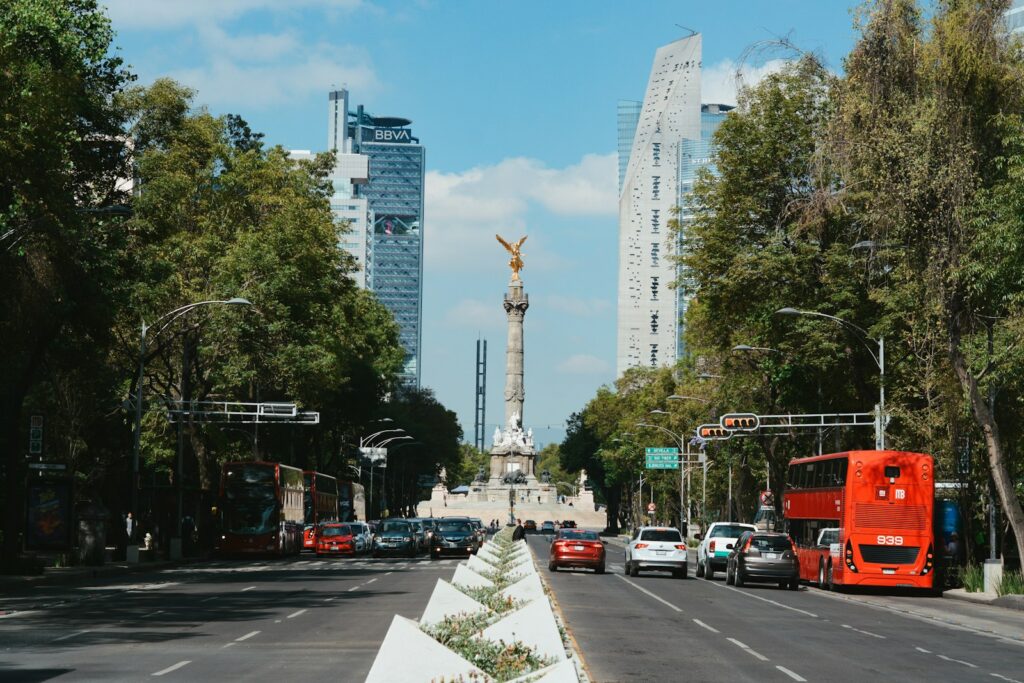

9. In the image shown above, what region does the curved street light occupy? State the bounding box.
[775,307,886,448]
[668,395,709,403]
[131,297,252,520]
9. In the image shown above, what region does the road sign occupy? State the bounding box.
[647,502,656,513]
[760,490,774,507]
[721,413,760,432]
[645,447,679,455]
[645,453,680,469]
[28,463,67,471]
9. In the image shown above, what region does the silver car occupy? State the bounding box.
[624,526,688,578]
[350,522,373,554]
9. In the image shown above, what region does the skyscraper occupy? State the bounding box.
[1008,0,1024,32]
[327,89,425,388]
[616,34,702,376]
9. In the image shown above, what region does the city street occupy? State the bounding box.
[526,535,1024,683]
[0,555,459,682]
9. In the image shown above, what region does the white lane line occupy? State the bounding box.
[692,618,719,633]
[241,586,256,592]
[53,629,91,642]
[200,596,218,603]
[235,630,260,642]
[992,674,1024,683]
[614,574,682,613]
[287,609,307,619]
[937,654,977,668]
[727,637,769,662]
[366,578,377,584]
[841,623,885,639]
[152,661,191,677]
[916,646,932,654]
[708,581,817,618]
[324,597,335,602]
[220,642,236,649]
[384,571,393,576]
[776,665,807,682]
[142,610,164,618]
[348,586,358,592]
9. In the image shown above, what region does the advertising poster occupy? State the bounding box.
[25,480,72,551]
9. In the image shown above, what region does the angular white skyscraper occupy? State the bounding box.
[617,34,702,375]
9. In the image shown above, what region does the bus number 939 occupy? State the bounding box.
[877,535,904,545]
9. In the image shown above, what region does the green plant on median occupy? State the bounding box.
[961,564,985,593]
[997,570,1024,597]
[425,615,553,682]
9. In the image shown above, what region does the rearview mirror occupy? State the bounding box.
[726,543,734,550]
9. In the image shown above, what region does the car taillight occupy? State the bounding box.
[674,544,687,550]
[845,539,858,572]
[742,537,752,552]
[635,543,649,549]
[709,540,716,552]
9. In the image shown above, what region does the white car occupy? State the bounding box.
[624,526,688,578]
[696,522,756,579]
[350,522,373,554]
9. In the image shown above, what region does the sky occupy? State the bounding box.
[102,0,863,450]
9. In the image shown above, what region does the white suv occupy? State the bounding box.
[624,526,688,578]
[696,522,756,579]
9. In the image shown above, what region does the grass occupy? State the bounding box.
[961,563,985,593]
[997,570,1024,597]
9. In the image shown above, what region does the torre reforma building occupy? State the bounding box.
[328,89,425,387]
[616,34,702,375]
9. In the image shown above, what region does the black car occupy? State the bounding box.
[430,519,479,558]
[726,531,799,590]
[373,519,417,557]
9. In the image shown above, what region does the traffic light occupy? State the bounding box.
[721,413,760,432]
[696,424,731,440]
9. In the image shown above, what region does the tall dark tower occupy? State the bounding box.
[474,338,487,451]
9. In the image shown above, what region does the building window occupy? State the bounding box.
[650,276,659,301]
[650,311,659,334]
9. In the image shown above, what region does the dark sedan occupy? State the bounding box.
[430,519,479,558]
[726,531,799,590]
[373,519,418,557]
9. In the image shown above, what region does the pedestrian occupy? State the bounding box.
[946,532,960,561]
[125,512,136,545]
[512,518,526,541]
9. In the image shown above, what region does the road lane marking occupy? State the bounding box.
[241,586,256,592]
[235,631,260,642]
[692,619,719,633]
[708,581,817,618]
[614,574,682,612]
[220,642,235,649]
[142,610,164,618]
[915,646,932,654]
[324,597,334,602]
[727,637,768,661]
[53,629,91,642]
[385,571,393,576]
[152,661,191,676]
[842,624,885,639]
[287,609,307,619]
[776,665,807,681]
[366,578,377,584]
[938,654,977,668]
[200,596,218,603]
[348,586,358,592]
[992,674,1024,683]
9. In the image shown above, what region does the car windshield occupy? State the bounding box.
[437,521,472,533]
[559,530,599,541]
[710,525,752,539]
[321,525,351,537]
[640,529,682,542]
[750,535,793,552]
[380,521,410,533]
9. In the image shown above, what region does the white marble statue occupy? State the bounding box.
[492,426,502,446]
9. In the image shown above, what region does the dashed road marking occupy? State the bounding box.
[992,673,1024,683]
[384,571,393,576]
[776,665,807,681]
[53,629,91,642]
[916,646,932,654]
[241,586,256,592]
[152,660,191,677]
[235,630,260,642]
[692,618,719,633]
[366,578,377,584]
[727,637,768,661]
[842,624,885,639]
[348,586,358,592]
[142,610,163,618]
[708,581,818,618]
[937,654,977,668]
[200,596,218,603]
[220,642,235,649]
[287,609,307,619]
[614,574,682,613]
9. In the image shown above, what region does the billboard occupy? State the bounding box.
[25,480,72,551]
[364,127,413,144]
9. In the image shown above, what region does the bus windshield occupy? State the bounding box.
[223,465,277,534]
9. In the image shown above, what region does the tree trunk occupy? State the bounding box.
[950,343,1024,565]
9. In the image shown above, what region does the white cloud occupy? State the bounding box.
[102,0,364,30]
[424,153,616,271]
[701,58,790,107]
[546,295,611,318]
[557,354,611,375]
[444,299,500,328]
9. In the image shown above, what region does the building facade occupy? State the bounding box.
[327,89,425,388]
[1008,0,1024,32]
[616,34,702,376]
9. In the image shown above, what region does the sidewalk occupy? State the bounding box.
[944,587,1024,612]
[0,555,205,592]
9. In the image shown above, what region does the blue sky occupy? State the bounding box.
[103,0,862,449]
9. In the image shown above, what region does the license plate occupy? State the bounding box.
[654,550,667,555]
[574,545,585,551]
[766,553,777,559]
[331,545,338,549]
[883,568,896,575]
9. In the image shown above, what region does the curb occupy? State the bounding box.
[530,540,594,683]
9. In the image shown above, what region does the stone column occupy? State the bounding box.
[503,281,529,426]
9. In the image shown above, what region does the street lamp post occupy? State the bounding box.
[775,307,886,449]
[359,427,411,519]
[636,421,693,534]
[131,297,251,542]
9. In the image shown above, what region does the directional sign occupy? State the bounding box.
[721,413,760,432]
[645,447,679,455]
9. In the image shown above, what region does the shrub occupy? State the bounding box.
[997,570,1024,597]
[961,564,984,593]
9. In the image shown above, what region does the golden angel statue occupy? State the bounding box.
[496,234,527,281]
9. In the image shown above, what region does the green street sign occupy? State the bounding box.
[645,447,679,455]
[645,461,679,470]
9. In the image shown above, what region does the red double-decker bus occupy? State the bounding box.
[783,450,938,592]
[215,461,304,556]
[303,471,339,550]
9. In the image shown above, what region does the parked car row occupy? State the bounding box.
[304,516,489,559]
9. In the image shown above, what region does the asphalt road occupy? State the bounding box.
[527,534,1024,683]
[0,553,460,682]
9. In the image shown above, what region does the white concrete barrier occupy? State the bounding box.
[366,615,484,682]
[420,578,489,627]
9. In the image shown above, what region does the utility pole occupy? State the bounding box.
[474,338,487,451]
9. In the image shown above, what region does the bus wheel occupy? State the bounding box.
[818,562,829,590]
[827,562,836,591]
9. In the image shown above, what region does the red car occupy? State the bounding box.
[549,529,606,573]
[316,523,357,556]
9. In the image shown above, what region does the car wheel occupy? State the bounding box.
[682,563,688,579]
[704,559,714,580]
[789,579,800,591]
[778,581,788,589]
[725,564,734,585]
[629,561,639,577]
[734,566,745,587]
[549,562,558,572]
[595,563,606,575]
[696,558,705,577]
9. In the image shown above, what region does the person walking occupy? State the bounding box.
[512,518,526,541]
[125,512,136,545]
